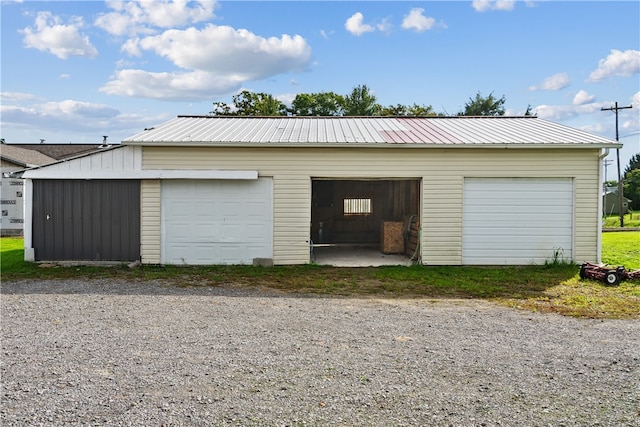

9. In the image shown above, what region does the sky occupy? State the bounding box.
[1,0,639,174]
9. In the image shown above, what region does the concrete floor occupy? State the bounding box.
[312,245,414,267]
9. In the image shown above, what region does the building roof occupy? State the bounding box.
[9,143,105,160]
[124,116,621,148]
[1,143,57,167]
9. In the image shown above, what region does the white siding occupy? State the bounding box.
[141,180,161,264]
[22,146,142,178]
[141,146,601,265]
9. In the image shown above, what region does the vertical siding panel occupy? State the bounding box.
[141,179,161,263]
[272,175,311,264]
[422,177,463,265]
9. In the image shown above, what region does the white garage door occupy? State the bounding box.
[463,178,573,265]
[162,179,273,265]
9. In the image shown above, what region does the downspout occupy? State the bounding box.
[596,148,610,263]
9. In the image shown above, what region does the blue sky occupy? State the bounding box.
[1,0,639,172]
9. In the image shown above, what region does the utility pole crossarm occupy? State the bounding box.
[601,101,633,227]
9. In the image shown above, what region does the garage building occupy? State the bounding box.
[21,116,621,265]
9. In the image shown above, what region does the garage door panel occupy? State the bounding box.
[162,179,272,265]
[463,178,573,265]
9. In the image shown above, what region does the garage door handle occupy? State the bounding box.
[46,214,50,220]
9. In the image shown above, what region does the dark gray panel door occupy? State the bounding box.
[32,180,140,261]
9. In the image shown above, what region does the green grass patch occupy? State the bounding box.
[602,213,640,228]
[602,231,640,269]
[2,235,639,319]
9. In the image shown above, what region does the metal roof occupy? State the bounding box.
[123,116,621,148]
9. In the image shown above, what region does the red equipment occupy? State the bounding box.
[579,262,640,286]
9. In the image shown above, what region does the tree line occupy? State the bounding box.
[210,84,518,117]
[609,154,640,211]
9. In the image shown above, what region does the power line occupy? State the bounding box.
[601,102,633,227]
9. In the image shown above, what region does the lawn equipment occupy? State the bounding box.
[579,262,640,286]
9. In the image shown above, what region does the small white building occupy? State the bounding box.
[1,144,55,236]
[20,116,621,265]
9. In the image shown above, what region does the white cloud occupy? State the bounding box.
[1,100,118,131]
[138,25,310,75]
[0,98,166,142]
[104,22,311,101]
[21,11,98,59]
[39,100,120,119]
[533,101,607,121]
[573,89,595,105]
[376,18,392,34]
[95,0,217,36]
[529,73,570,91]
[533,104,578,121]
[345,12,375,36]
[121,37,142,56]
[59,74,71,79]
[587,49,640,82]
[1,91,37,102]
[401,8,445,32]
[99,69,244,101]
[472,0,516,12]
[632,91,640,108]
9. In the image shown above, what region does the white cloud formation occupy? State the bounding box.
[573,89,595,105]
[533,101,607,122]
[472,0,516,12]
[529,73,570,91]
[401,8,445,32]
[345,12,375,36]
[0,98,167,141]
[95,0,217,36]
[632,91,640,108]
[1,91,37,102]
[103,24,312,101]
[21,11,98,59]
[39,100,120,119]
[1,100,119,131]
[100,69,244,101]
[587,49,640,82]
[139,25,309,74]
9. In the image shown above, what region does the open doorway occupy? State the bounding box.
[311,179,421,266]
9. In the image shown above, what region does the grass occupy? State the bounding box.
[2,234,639,319]
[602,212,640,228]
[602,231,640,268]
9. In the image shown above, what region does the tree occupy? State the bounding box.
[623,153,640,177]
[458,91,506,116]
[524,105,534,116]
[210,101,234,116]
[343,84,380,116]
[210,90,287,116]
[290,92,345,116]
[379,103,438,117]
[623,154,640,211]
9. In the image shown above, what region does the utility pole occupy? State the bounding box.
[601,102,632,227]
[603,159,612,183]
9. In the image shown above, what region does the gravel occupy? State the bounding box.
[1,278,638,426]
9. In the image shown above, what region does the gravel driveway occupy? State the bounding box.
[1,279,638,426]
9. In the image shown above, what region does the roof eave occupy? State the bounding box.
[122,141,623,149]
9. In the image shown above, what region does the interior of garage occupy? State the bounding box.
[311,179,421,266]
